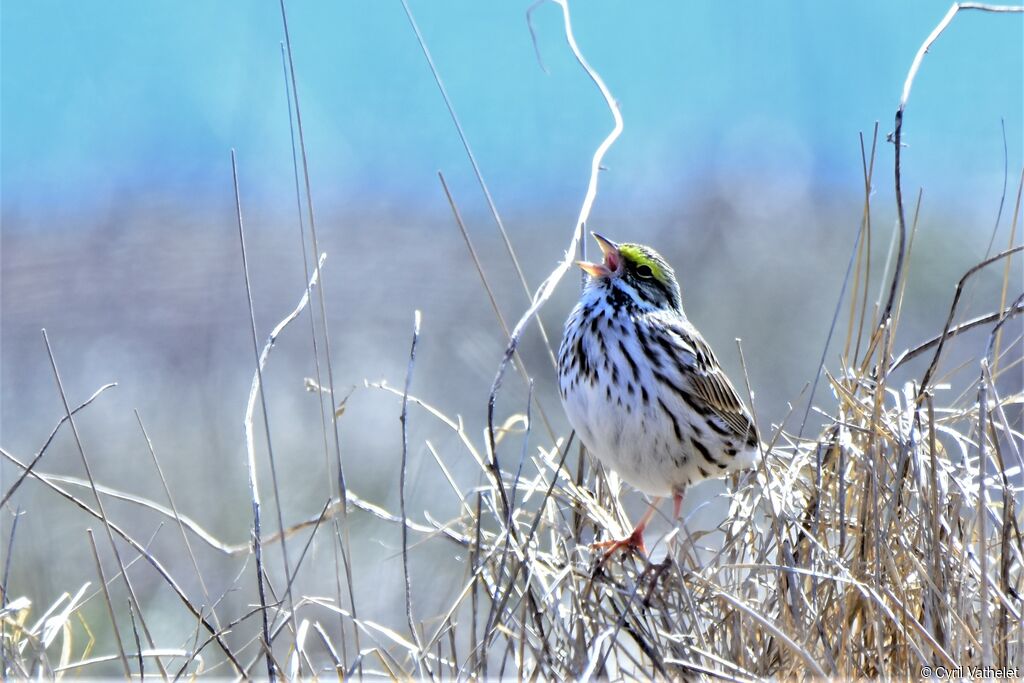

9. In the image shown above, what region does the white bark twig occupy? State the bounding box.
[487,0,623,518]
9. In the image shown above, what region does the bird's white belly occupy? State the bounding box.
[563,385,672,496]
[563,373,720,496]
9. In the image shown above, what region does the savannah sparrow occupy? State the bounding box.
[558,233,760,556]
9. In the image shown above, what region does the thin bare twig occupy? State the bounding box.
[882,1,1024,326]
[231,149,278,682]
[437,171,558,442]
[277,1,361,660]
[797,215,867,441]
[0,382,116,510]
[134,410,220,631]
[918,246,1024,393]
[400,0,560,374]
[398,310,428,676]
[264,499,334,645]
[85,529,132,679]
[992,167,1024,374]
[126,599,144,679]
[889,303,1024,372]
[976,359,993,666]
[0,505,20,675]
[41,331,168,679]
[277,39,348,653]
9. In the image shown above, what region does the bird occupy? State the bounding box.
[557,232,760,557]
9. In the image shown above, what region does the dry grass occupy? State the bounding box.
[2,1,1023,680]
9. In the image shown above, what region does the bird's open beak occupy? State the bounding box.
[576,232,621,278]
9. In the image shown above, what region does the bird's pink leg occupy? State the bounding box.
[672,490,685,521]
[667,489,689,555]
[592,497,661,559]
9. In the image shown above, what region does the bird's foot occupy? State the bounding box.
[590,525,647,562]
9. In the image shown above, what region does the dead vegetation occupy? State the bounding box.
[2,1,1023,679]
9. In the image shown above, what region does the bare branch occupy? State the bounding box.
[881,1,1024,326]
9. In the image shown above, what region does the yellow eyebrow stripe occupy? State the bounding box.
[617,244,665,281]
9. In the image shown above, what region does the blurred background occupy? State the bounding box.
[2,1,1022,674]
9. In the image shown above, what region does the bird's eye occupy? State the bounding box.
[636,264,654,279]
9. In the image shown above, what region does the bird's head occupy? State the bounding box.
[576,233,682,311]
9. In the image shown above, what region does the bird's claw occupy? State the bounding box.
[590,526,648,562]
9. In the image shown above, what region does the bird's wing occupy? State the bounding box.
[663,318,758,444]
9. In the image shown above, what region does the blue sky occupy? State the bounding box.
[2,1,1022,220]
